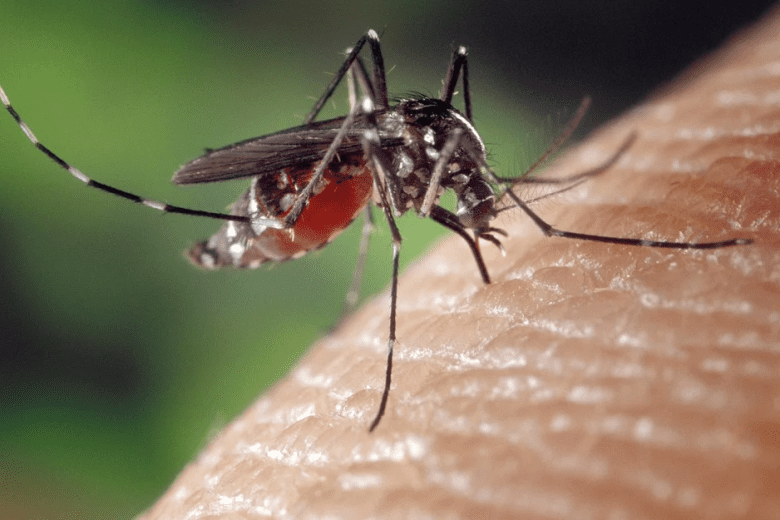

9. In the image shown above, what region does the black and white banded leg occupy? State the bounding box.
[0,86,249,225]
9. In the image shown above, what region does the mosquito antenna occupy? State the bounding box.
[493,96,592,183]
[516,132,637,186]
[495,177,591,215]
[495,132,637,213]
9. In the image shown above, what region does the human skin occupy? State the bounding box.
[140,8,780,520]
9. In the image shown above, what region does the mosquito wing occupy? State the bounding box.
[172,115,402,185]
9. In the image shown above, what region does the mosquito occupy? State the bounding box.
[0,30,752,432]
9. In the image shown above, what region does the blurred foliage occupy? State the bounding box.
[0,0,773,517]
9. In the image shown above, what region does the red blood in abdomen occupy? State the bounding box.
[255,166,373,261]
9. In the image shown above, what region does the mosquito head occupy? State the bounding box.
[455,174,497,232]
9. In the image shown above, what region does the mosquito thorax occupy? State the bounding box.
[383,97,497,231]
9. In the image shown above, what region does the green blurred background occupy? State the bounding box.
[0,1,773,517]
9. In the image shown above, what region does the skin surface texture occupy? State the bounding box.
[140,8,780,520]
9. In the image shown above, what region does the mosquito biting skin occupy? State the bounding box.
[0,30,753,432]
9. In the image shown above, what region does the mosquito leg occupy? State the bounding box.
[305,29,388,125]
[0,85,248,223]
[461,52,472,122]
[286,31,388,229]
[439,46,472,121]
[327,55,379,324]
[492,132,637,212]
[365,33,389,110]
[510,132,637,186]
[347,61,359,111]
[349,55,375,104]
[429,206,492,284]
[282,102,361,228]
[359,98,404,432]
[419,127,464,217]
[484,166,753,249]
[365,146,402,433]
[368,235,399,433]
[304,35,369,124]
[346,55,373,111]
[339,206,375,321]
